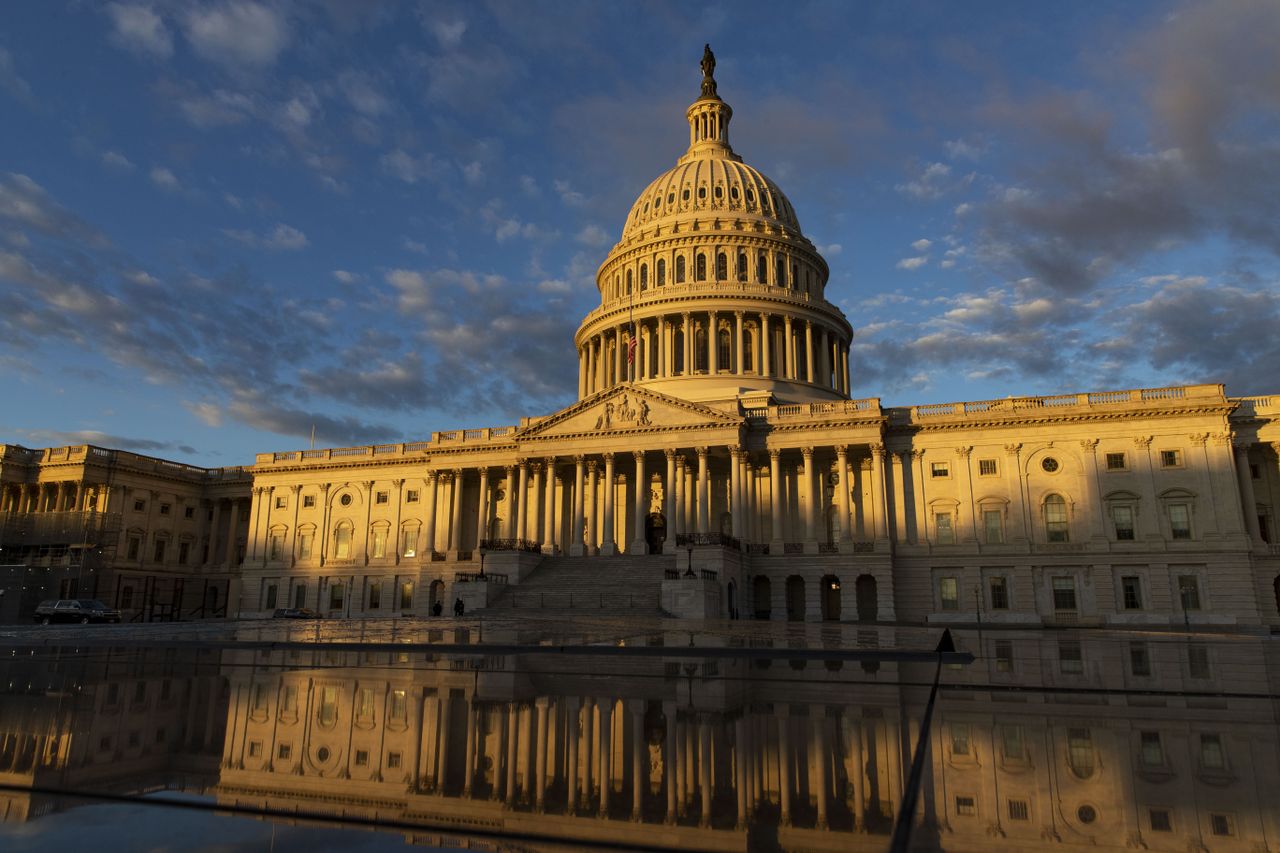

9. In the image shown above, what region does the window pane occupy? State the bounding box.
[1045,495,1068,542]
[936,513,954,544]
[1113,505,1135,540]
[1129,641,1150,676]
[989,577,1009,610]
[1178,575,1201,610]
[1169,504,1191,539]
[939,577,958,610]
[1121,576,1142,609]
[1052,577,1077,610]
[1002,725,1024,759]
[1140,731,1163,766]
[984,510,1003,544]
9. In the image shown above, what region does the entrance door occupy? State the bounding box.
[821,575,841,621]
[786,575,805,621]
[645,513,666,554]
[855,574,878,622]
[752,576,772,620]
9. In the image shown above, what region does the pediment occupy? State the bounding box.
[517,386,742,440]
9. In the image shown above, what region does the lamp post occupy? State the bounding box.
[684,544,695,578]
[478,547,486,581]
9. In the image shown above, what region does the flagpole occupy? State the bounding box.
[628,278,635,383]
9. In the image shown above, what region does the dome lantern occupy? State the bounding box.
[681,45,739,165]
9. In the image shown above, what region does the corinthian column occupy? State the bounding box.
[696,447,710,535]
[837,446,853,544]
[601,454,616,555]
[664,450,677,552]
[802,447,818,550]
[476,467,490,547]
[769,450,783,548]
[586,460,599,554]
[571,456,586,556]
[729,446,743,539]
[423,472,438,556]
[543,458,557,554]
[631,451,647,554]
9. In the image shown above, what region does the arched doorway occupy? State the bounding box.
[786,575,806,621]
[753,575,772,620]
[855,574,878,622]
[645,512,666,554]
[429,579,445,612]
[727,580,737,619]
[821,575,841,621]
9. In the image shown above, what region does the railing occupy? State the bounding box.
[454,572,508,584]
[675,532,741,549]
[889,384,1219,424]
[783,542,804,554]
[699,568,718,581]
[746,543,771,555]
[818,542,839,554]
[852,541,875,553]
[508,591,642,609]
[429,551,445,562]
[479,538,543,553]
[664,568,680,580]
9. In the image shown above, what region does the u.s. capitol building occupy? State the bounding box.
[2,52,1279,629]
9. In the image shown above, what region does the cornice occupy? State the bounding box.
[884,403,1237,436]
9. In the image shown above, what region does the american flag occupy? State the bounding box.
[627,334,637,364]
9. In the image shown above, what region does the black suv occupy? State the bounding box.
[33,599,122,625]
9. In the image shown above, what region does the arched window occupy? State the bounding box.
[776,256,787,287]
[716,252,727,280]
[656,258,666,286]
[676,255,686,283]
[673,329,685,374]
[625,269,632,294]
[1067,728,1095,779]
[792,263,799,290]
[614,274,620,299]
[694,327,708,372]
[1045,494,1068,542]
[737,251,747,282]
[743,329,755,372]
[695,253,707,281]
[717,327,731,371]
[758,252,768,284]
[639,263,648,290]
[334,522,353,560]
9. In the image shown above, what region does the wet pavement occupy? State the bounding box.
[0,617,1276,851]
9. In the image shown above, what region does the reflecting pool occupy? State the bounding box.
[0,618,1276,851]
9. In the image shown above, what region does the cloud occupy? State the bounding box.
[16,428,192,454]
[575,224,609,247]
[0,48,34,104]
[332,269,360,284]
[101,150,135,171]
[0,173,107,246]
[381,148,442,184]
[183,1,290,69]
[818,243,842,257]
[896,161,972,199]
[911,238,932,252]
[553,179,587,207]
[944,138,985,161]
[176,88,254,127]
[896,256,928,271]
[225,389,400,445]
[224,223,308,250]
[431,19,467,49]
[149,165,180,191]
[519,175,539,197]
[338,70,390,117]
[462,160,484,185]
[106,3,174,59]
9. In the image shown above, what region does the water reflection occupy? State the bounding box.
[1,625,1277,851]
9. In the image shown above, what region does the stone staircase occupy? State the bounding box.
[485,553,676,615]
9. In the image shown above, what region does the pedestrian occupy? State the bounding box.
[454,597,464,617]
[432,600,443,617]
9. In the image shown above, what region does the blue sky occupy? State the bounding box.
[1,0,1278,465]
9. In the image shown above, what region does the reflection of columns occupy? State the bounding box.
[436,692,452,793]
[778,712,792,825]
[696,447,710,535]
[730,446,743,539]
[698,717,712,828]
[543,458,557,554]
[664,450,677,551]
[534,699,549,811]
[631,452,647,554]
[850,716,866,831]
[571,456,586,555]
[837,446,853,542]
[813,709,829,829]
[476,467,490,547]
[1236,444,1263,542]
[463,699,477,796]
[664,702,678,824]
[769,450,783,546]
[586,461,599,555]
[631,704,644,820]
[566,698,581,814]
[734,716,748,829]
[683,719,695,815]
[598,699,613,817]
[582,698,596,807]
[601,454,616,555]
[802,447,818,545]
[515,462,528,542]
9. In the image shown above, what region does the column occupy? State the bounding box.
[769,450,783,547]
[582,699,596,808]
[708,310,718,373]
[841,346,850,394]
[578,348,586,397]
[955,447,976,542]
[813,710,829,829]
[758,313,773,378]
[734,311,744,375]
[614,327,624,387]
[778,712,792,825]
[586,460,599,555]
[463,700,477,795]
[664,451,677,551]
[1081,439,1109,540]
[534,699,549,811]
[566,698,580,815]
[698,716,712,827]
[730,447,743,539]
[682,312,692,376]
[911,451,929,545]
[817,327,828,387]
[476,467,490,547]
[631,704,645,820]
[503,465,517,538]
[870,446,889,541]
[734,716,748,829]
[889,451,908,543]
[657,316,667,378]
[571,456,587,556]
[436,692,452,792]
[448,470,464,555]
[674,456,686,538]
[631,451,647,554]
[685,461,696,534]
[1004,443,1028,542]
[802,447,818,547]
[783,316,794,378]
[602,454,616,555]
[850,717,866,831]
[598,699,613,817]
[837,446,853,543]
[746,462,758,543]
[804,321,815,383]
[696,448,710,535]
[528,463,542,544]
[1236,444,1263,542]
[1133,437,1161,540]
[224,498,240,568]
[543,458,557,554]
[515,463,529,542]
[664,702,678,823]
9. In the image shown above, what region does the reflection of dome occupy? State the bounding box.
[574,48,853,405]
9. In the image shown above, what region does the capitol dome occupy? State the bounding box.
[574,46,853,406]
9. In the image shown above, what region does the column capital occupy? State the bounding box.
[1003,442,1022,456]
[1212,432,1232,446]
[544,456,556,465]
[633,450,645,462]
[587,459,599,472]
[801,446,814,459]
[320,482,332,494]
[602,451,614,462]
[1133,435,1153,448]
[868,443,885,460]
[451,468,463,476]
[573,454,586,463]
[392,479,404,488]
[696,446,709,458]
[530,462,543,473]
[834,445,848,457]
[1188,433,1209,447]
[954,445,972,458]
[909,449,925,460]
[729,445,742,459]
[1079,438,1099,451]
[733,309,744,319]
[664,448,677,460]
[505,463,516,473]
[769,448,781,460]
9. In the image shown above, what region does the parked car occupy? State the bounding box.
[33,599,122,625]
[272,608,321,619]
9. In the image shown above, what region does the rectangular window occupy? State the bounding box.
[329,583,344,610]
[983,509,1003,544]
[282,685,297,712]
[178,541,190,565]
[371,529,387,559]
[357,688,375,720]
[303,494,315,508]
[264,584,278,609]
[184,506,195,519]
[318,686,338,726]
[354,749,369,766]
[998,726,1025,762]
[159,503,171,516]
[1200,733,1225,769]
[248,741,261,758]
[268,534,283,561]
[402,530,417,558]
[1129,641,1151,677]
[127,536,140,560]
[389,689,407,722]
[1052,577,1077,611]
[955,796,976,816]
[294,585,306,608]
[1149,809,1172,832]
[368,582,382,609]
[153,539,166,562]
[1140,731,1164,766]
[1106,452,1127,470]
[1045,498,1069,542]
[951,724,970,756]
[1169,504,1191,539]
[978,458,997,476]
[935,512,955,544]
[1007,799,1030,821]
[375,490,389,505]
[931,462,950,478]
[387,751,402,769]
[278,744,292,761]
[989,576,1009,610]
[1178,575,1202,610]
[1160,449,1182,467]
[399,581,413,610]
[133,498,146,512]
[994,639,1014,672]
[275,496,287,509]
[1058,639,1083,674]
[1113,505,1135,540]
[298,533,313,560]
[406,489,419,503]
[335,527,352,559]
[939,576,959,610]
[1210,814,1234,837]
[1121,575,1143,609]
[1188,644,1210,679]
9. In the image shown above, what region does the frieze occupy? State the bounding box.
[594,394,653,430]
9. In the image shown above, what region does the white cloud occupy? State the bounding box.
[225,222,308,250]
[896,256,928,271]
[385,269,430,313]
[403,238,427,254]
[101,150,135,170]
[106,3,173,59]
[431,19,467,49]
[0,48,34,103]
[338,71,390,117]
[944,138,984,161]
[149,165,180,191]
[184,400,223,427]
[954,202,973,216]
[575,224,609,247]
[896,162,973,200]
[553,179,586,207]
[178,89,253,127]
[332,269,360,284]
[911,238,932,252]
[462,160,484,185]
[183,1,289,69]
[939,259,956,269]
[519,175,539,197]
[381,149,441,184]
[818,243,843,256]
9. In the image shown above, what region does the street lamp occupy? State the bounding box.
[684,544,695,578]
[478,547,486,581]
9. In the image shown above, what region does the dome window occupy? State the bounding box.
[682,189,690,202]
[698,186,707,200]
[643,202,649,213]
[746,189,755,204]
[675,255,686,283]
[776,256,787,287]
[639,263,648,290]
[695,253,707,282]
[668,193,675,205]
[714,185,723,199]
[737,251,747,282]
[757,252,768,284]
[626,269,633,295]
[716,252,727,280]
[657,258,666,286]
[730,186,739,200]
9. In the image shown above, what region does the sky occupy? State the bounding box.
[1,0,1279,467]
